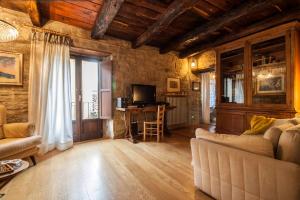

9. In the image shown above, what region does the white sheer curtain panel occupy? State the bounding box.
[235,73,244,103]
[29,31,73,154]
[201,72,210,124]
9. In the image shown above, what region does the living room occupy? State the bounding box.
[0,0,299,200]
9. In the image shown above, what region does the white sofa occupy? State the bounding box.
[191,118,300,200]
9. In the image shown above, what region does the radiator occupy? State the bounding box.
[166,96,188,128]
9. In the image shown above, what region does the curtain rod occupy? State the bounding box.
[22,25,70,37]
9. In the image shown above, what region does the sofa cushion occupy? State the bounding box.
[264,123,295,153]
[271,118,292,127]
[3,123,34,138]
[277,125,300,165]
[292,117,300,125]
[195,128,274,157]
[0,136,41,159]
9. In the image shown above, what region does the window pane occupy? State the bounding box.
[220,48,244,104]
[252,36,286,104]
[70,58,76,121]
[82,60,99,119]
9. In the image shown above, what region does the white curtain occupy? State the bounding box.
[29,31,73,154]
[235,73,244,103]
[201,72,210,124]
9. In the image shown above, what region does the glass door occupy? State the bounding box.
[251,36,287,105]
[70,56,102,141]
[220,48,245,104]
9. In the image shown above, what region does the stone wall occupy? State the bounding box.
[0,8,32,122]
[0,7,200,138]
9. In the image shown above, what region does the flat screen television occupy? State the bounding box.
[132,84,156,105]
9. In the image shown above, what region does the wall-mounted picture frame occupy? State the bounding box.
[192,81,200,91]
[0,51,23,85]
[256,74,285,95]
[167,78,180,92]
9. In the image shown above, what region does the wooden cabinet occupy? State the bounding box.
[216,22,300,134]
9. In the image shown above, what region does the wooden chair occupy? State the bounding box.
[143,105,165,142]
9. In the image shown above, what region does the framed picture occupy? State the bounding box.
[256,74,285,95]
[0,51,23,85]
[167,78,180,92]
[192,81,200,91]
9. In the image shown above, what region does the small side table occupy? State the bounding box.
[0,160,29,198]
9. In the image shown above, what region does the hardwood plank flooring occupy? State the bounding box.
[0,131,213,200]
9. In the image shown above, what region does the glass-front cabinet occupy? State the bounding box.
[220,48,245,104]
[251,36,287,105]
[215,22,300,135]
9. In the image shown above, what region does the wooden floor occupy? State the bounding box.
[0,129,213,200]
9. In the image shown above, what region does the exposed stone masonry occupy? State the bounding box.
[0,7,202,138]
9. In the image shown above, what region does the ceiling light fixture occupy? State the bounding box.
[0,20,18,42]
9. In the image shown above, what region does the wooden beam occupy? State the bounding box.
[179,7,300,58]
[160,0,283,54]
[192,7,210,19]
[91,0,124,39]
[27,0,46,27]
[126,0,167,13]
[132,0,200,49]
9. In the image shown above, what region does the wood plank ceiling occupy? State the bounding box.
[0,0,299,58]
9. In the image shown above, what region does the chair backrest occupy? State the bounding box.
[0,105,7,139]
[156,105,165,125]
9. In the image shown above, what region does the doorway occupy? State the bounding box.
[70,56,103,141]
[209,72,216,125]
[201,71,216,125]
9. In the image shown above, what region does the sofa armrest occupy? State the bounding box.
[191,138,300,200]
[3,122,35,138]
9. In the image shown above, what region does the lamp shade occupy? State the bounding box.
[0,20,18,42]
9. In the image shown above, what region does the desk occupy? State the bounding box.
[116,106,175,143]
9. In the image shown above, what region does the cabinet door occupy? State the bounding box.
[251,36,287,105]
[216,111,245,134]
[220,48,245,104]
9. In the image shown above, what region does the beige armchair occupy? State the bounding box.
[0,105,41,165]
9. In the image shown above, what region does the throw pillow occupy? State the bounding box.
[3,123,34,138]
[291,117,300,125]
[276,124,300,165]
[243,115,275,135]
[263,123,294,154]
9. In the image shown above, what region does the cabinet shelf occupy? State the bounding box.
[252,43,285,54]
[253,61,286,69]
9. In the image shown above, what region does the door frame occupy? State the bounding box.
[71,55,103,142]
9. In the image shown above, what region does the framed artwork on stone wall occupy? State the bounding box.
[167,78,180,92]
[0,51,23,85]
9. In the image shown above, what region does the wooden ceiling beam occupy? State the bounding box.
[125,0,167,13]
[160,0,283,54]
[179,7,300,58]
[91,0,124,39]
[27,0,47,27]
[132,0,200,49]
[192,7,210,19]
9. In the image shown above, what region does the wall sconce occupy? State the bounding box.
[192,81,200,91]
[190,57,197,70]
